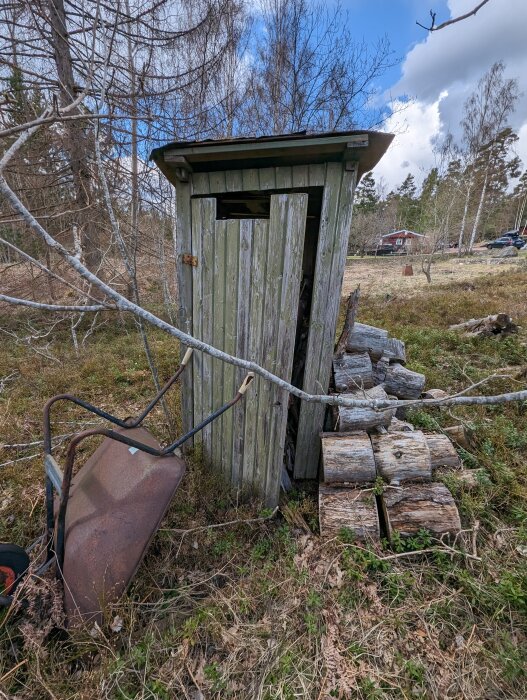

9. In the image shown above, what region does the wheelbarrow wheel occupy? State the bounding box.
[0,543,30,595]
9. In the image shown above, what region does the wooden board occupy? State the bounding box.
[321,432,376,484]
[371,430,432,485]
[295,163,357,478]
[175,180,194,439]
[191,192,307,506]
[319,486,380,539]
[381,483,461,537]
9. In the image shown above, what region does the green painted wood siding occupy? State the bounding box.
[176,161,356,499]
[190,194,308,505]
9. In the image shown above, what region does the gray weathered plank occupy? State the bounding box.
[231,219,253,489]
[254,195,284,499]
[275,166,293,189]
[265,193,308,505]
[192,172,210,196]
[191,197,204,446]
[241,219,269,490]
[258,167,276,191]
[308,163,326,187]
[221,219,240,482]
[198,198,217,456]
[292,165,309,188]
[225,170,243,192]
[242,168,260,190]
[175,180,194,438]
[211,218,227,468]
[295,163,357,478]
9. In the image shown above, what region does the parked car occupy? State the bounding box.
[486,235,524,250]
[365,243,397,256]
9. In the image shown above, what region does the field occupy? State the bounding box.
[1,259,527,699]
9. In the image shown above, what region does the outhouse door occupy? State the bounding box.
[190,192,308,505]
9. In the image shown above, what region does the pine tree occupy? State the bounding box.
[395,173,420,230]
[354,172,379,213]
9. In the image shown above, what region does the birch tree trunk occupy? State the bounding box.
[467,169,488,252]
[457,179,472,254]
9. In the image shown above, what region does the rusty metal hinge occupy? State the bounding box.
[181,254,198,267]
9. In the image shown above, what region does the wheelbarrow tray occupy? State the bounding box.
[62,426,186,625]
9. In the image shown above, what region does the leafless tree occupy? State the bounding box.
[242,0,393,134]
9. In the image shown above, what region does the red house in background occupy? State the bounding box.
[380,230,425,251]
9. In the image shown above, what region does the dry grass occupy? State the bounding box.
[342,251,527,299]
[1,267,527,699]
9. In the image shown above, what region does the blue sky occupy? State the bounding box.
[340,0,527,191]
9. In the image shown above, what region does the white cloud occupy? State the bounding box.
[373,95,445,191]
[373,0,527,191]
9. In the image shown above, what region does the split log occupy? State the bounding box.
[337,385,396,432]
[425,434,461,469]
[319,486,380,539]
[371,430,432,484]
[384,363,426,400]
[384,338,406,364]
[321,432,376,484]
[381,483,461,537]
[333,352,374,392]
[372,354,389,384]
[346,322,388,360]
[422,388,449,400]
[387,417,415,432]
[449,313,518,337]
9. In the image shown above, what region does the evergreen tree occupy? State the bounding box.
[354,172,379,213]
[395,173,420,230]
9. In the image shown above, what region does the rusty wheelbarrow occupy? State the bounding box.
[0,348,254,625]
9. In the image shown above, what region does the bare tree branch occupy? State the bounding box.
[417,1,491,32]
[0,294,112,312]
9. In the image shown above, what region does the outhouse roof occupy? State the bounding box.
[150,130,393,184]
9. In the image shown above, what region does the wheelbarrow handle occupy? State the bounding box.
[181,347,193,366]
[237,372,255,395]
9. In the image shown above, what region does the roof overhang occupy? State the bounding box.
[150,130,394,185]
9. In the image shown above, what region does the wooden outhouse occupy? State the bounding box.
[151,130,393,506]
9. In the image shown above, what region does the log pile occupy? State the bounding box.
[319,312,463,541]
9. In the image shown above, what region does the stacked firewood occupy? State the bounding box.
[319,320,463,541]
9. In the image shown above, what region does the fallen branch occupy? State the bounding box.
[1,112,525,412]
[0,294,113,313]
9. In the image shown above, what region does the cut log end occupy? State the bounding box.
[382,483,461,537]
[384,363,426,400]
[321,432,376,484]
[333,352,374,392]
[319,486,380,539]
[337,384,396,432]
[371,430,432,485]
[425,433,461,469]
